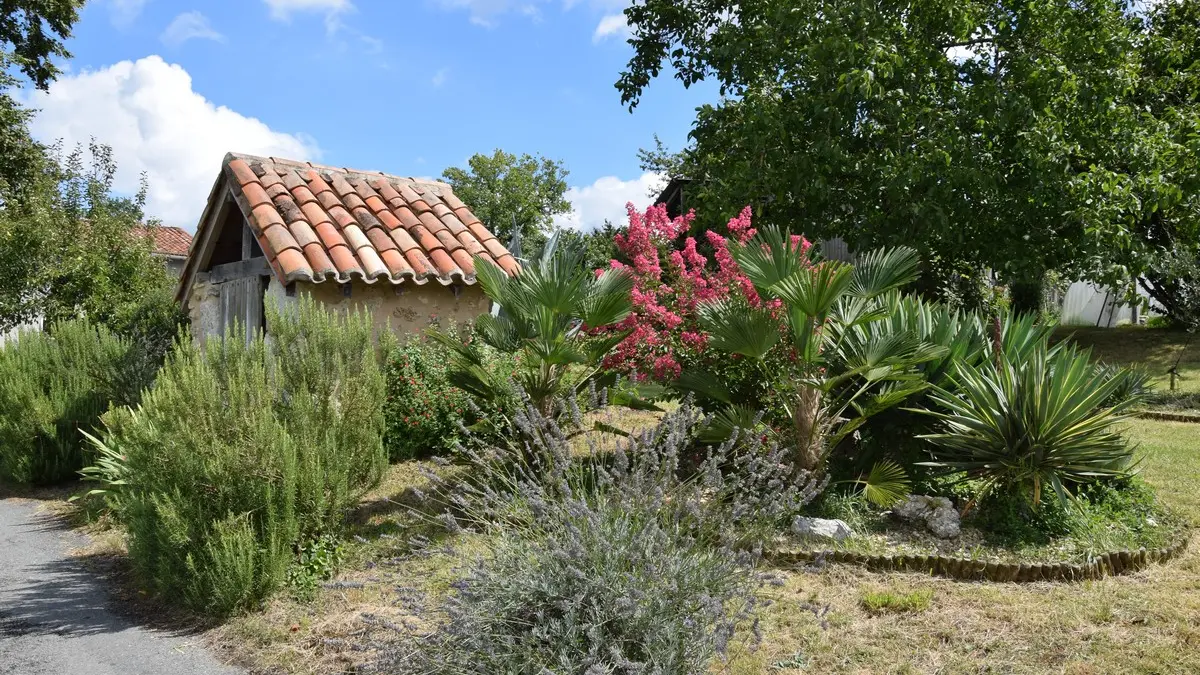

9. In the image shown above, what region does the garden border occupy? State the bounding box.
[1137,410,1200,423]
[767,530,1191,582]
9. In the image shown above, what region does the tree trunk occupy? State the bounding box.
[791,384,825,473]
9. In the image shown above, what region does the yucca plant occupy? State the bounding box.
[916,345,1140,508]
[674,226,944,475]
[430,239,635,417]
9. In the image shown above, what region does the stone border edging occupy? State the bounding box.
[767,530,1191,582]
[1137,410,1200,423]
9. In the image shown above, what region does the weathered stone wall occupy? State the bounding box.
[186,277,223,342]
[187,276,490,342]
[264,277,489,338]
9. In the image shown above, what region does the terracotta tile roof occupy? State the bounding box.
[133,225,193,258]
[222,152,518,286]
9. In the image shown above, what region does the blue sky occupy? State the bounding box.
[23,0,715,230]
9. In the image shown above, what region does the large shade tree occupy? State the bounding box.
[617,0,1200,309]
[0,0,83,202]
[1134,0,1200,324]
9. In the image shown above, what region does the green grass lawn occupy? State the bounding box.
[1059,325,1200,393]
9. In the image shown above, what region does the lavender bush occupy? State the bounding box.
[368,394,824,673]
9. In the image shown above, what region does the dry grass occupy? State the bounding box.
[207,414,1200,675]
[723,418,1200,675]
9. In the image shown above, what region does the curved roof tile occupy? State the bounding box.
[220,152,516,287]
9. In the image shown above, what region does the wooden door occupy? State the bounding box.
[218,276,266,342]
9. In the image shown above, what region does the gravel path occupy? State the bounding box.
[0,498,242,675]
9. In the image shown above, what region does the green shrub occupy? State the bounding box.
[971,478,1174,548]
[110,298,386,615]
[383,335,471,460]
[918,345,1139,507]
[973,486,1077,542]
[1145,314,1177,329]
[0,319,137,484]
[105,287,190,406]
[1142,389,1200,411]
[380,497,755,674]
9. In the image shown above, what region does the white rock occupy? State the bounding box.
[792,516,853,541]
[892,495,960,539]
[926,503,961,539]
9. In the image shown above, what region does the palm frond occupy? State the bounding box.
[696,297,781,359]
[858,460,911,508]
[697,404,765,445]
[674,368,735,405]
[772,261,854,319]
[727,225,811,296]
[580,267,635,328]
[473,255,512,304]
[849,246,921,298]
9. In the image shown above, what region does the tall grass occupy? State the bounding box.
[110,298,386,615]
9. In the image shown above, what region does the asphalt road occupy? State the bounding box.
[0,498,242,675]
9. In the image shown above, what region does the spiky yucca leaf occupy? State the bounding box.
[916,346,1138,507]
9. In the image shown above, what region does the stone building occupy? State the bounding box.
[176,153,518,341]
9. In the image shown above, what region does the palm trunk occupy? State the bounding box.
[792,384,824,473]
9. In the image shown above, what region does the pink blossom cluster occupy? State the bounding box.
[599,203,809,382]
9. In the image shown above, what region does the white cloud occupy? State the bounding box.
[555,172,664,231]
[263,0,353,20]
[109,0,148,27]
[24,56,319,228]
[161,12,224,47]
[432,67,449,87]
[592,13,629,43]
[431,0,627,28]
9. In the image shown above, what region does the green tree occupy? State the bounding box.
[0,142,176,331]
[1132,0,1200,325]
[0,0,84,201]
[617,0,1196,301]
[552,220,622,272]
[441,149,571,253]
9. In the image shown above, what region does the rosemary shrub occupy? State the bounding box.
[109,299,386,615]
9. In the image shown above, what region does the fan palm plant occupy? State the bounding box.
[915,345,1140,508]
[674,226,945,474]
[430,240,635,417]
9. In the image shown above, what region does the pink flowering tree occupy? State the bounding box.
[600,203,942,479]
[599,203,766,383]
